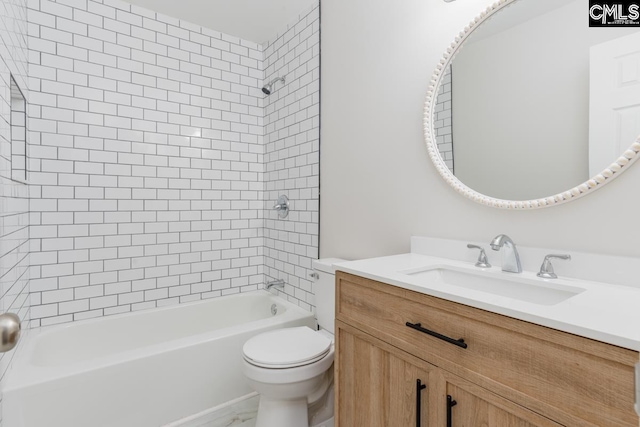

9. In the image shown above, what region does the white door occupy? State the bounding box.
[589,31,640,177]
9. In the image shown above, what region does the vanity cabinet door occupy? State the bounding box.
[438,371,562,427]
[335,321,433,427]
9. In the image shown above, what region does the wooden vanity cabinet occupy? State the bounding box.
[336,321,561,427]
[336,323,432,426]
[334,272,640,427]
[434,369,562,427]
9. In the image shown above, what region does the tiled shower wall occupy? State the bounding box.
[435,65,453,171]
[0,0,30,421]
[27,0,267,326]
[263,3,320,312]
[26,0,320,326]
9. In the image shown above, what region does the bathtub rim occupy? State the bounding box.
[4,290,316,391]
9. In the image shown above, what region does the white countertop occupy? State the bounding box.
[336,253,640,351]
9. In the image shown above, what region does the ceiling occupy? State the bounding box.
[123,0,316,44]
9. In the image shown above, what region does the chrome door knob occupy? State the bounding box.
[0,313,21,353]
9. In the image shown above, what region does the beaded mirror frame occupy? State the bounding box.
[423,0,640,209]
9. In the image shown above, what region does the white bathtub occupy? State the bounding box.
[4,291,315,427]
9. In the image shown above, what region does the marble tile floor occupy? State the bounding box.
[166,394,258,427]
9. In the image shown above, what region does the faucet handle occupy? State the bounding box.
[537,254,571,279]
[467,244,491,268]
[272,195,289,218]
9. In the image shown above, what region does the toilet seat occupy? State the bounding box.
[243,327,332,369]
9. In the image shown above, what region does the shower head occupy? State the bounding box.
[262,76,285,95]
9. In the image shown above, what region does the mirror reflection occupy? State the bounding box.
[434,0,640,201]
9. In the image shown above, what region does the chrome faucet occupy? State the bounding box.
[490,234,522,273]
[265,279,285,290]
[537,254,571,279]
[467,244,491,268]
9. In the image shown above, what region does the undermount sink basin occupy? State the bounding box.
[400,266,585,305]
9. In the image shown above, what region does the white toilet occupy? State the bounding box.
[242,258,346,427]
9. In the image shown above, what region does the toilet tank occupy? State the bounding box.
[312,258,348,334]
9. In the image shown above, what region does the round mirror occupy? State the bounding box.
[424,0,640,209]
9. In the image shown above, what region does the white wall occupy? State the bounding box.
[0,0,30,422]
[320,0,640,261]
[452,0,636,201]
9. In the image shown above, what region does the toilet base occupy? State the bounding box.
[255,396,309,427]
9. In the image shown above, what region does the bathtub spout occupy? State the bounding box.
[265,279,285,290]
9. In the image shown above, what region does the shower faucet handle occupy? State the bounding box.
[467,244,491,268]
[272,195,289,218]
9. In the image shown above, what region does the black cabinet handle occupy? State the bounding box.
[416,379,427,427]
[446,395,457,427]
[406,322,468,349]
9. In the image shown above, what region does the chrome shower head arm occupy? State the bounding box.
[262,76,286,95]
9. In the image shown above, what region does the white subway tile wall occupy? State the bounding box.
[27,0,320,326]
[263,3,320,312]
[435,65,453,171]
[0,0,30,423]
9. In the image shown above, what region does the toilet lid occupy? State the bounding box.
[243,327,332,368]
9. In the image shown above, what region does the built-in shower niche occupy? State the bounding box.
[10,75,26,183]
